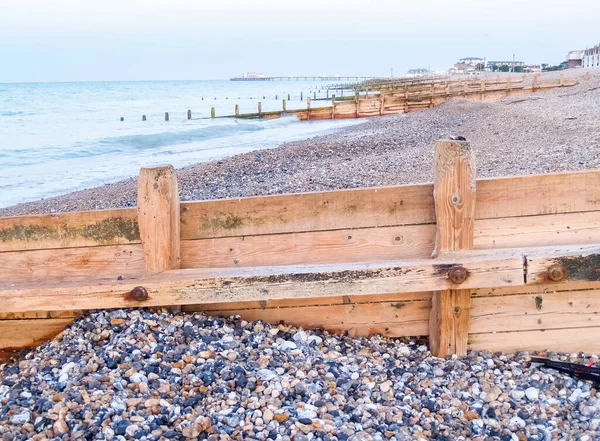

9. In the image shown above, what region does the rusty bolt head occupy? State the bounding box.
[130,286,148,302]
[448,266,469,284]
[547,264,567,282]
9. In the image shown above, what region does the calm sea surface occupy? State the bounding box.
[0,80,362,208]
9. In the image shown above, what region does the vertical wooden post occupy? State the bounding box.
[235,105,239,117]
[314,91,317,99]
[506,77,512,95]
[306,97,311,121]
[187,109,192,120]
[355,91,360,118]
[282,100,287,111]
[331,95,336,119]
[533,74,539,91]
[142,115,147,121]
[288,93,291,101]
[404,86,409,113]
[165,112,169,121]
[480,80,485,100]
[379,94,384,116]
[258,102,262,117]
[429,139,476,358]
[300,92,303,101]
[211,107,216,118]
[137,166,181,273]
[560,73,565,86]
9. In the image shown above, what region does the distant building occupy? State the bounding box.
[524,64,543,73]
[487,60,525,71]
[406,68,429,75]
[582,44,600,68]
[566,51,583,68]
[458,57,486,67]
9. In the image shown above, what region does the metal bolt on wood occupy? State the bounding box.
[448,266,469,284]
[130,286,148,302]
[547,264,567,282]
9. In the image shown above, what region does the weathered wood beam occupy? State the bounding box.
[429,139,476,357]
[2,244,599,314]
[138,166,181,273]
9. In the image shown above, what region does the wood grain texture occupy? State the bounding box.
[0,318,73,352]
[471,289,600,333]
[178,170,600,241]
[138,166,181,272]
[0,244,145,286]
[474,211,600,249]
[469,327,600,353]
[430,140,476,357]
[200,299,431,338]
[180,185,436,240]
[184,291,433,312]
[0,208,139,252]
[0,253,524,313]
[181,225,436,268]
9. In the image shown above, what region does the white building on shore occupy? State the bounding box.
[583,44,600,68]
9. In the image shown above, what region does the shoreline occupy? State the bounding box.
[1,69,599,218]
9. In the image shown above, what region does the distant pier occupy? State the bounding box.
[230,76,378,82]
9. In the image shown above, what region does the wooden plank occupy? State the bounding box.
[138,166,181,272]
[201,298,431,338]
[430,139,476,357]
[181,225,436,268]
[469,327,600,353]
[0,244,145,286]
[179,170,600,240]
[0,208,139,252]
[0,318,73,352]
[184,291,433,312]
[475,171,600,220]
[474,211,600,250]
[526,245,600,285]
[180,185,436,240]
[473,280,600,298]
[471,290,600,333]
[0,252,525,313]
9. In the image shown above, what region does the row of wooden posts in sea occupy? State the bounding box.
[129,88,359,122]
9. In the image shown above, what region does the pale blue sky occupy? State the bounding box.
[1,0,599,82]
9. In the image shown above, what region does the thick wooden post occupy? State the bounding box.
[282,100,287,111]
[355,91,360,117]
[137,166,181,273]
[506,77,511,95]
[560,73,565,86]
[187,109,192,120]
[429,139,476,357]
[142,115,147,121]
[211,107,215,118]
[165,112,169,121]
[379,94,384,115]
[258,102,262,117]
[331,95,336,119]
[533,74,539,91]
[235,104,239,117]
[306,97,311,121]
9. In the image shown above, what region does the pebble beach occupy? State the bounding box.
[2,69,600,440]
[1,310,599,440]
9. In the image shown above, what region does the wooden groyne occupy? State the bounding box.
[218,74,576,121]
[1,138,600,361]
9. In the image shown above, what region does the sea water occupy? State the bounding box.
[0,80,363,208]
